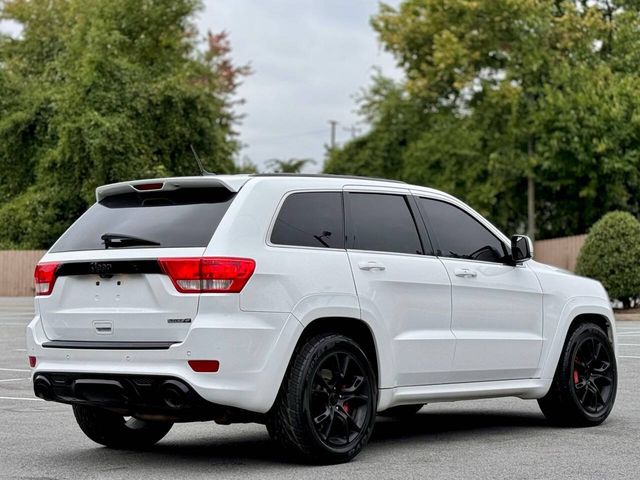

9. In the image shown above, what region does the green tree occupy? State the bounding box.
[234,156,259,174]
[326,0,640,239]
[266,158,315,173]
[0,0,248,248]
[576,211,640,308]
[325,73,422,180]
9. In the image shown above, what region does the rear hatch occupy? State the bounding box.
[37,180,237,344]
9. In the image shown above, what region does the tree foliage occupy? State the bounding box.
[325,0,640,239]
[0,0,248,248]
[266,158,315,174]
[575,211,640,307]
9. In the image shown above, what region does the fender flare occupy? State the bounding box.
[288,293,394,389]
[539,296,616,381]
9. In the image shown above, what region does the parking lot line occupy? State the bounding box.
[0,396,41,402]
[619,355,640,359]
[0,368,30,372]
[0,378,28,383]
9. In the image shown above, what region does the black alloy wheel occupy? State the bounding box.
[307,351,372,448]
[538,322,617,427]
[266,333,377,464]
[571,336,615,415]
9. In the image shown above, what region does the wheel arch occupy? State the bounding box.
[537,308,618,426]
[540,298,617,382]
[568,312,615,345]
[295,316,380,384]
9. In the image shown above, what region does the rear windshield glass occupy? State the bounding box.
[51,187,236,252]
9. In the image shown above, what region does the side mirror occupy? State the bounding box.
[511,235,533,263]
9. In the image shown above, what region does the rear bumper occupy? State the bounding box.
[26,311,303,414]
[32,372,241,422]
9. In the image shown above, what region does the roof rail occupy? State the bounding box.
[249,173,406,184]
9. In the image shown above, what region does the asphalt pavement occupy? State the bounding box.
[1,297,639,479]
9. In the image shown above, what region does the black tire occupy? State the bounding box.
[73,404,173,449]
[266,333,378,464]
[379,404,424,418]
[538,322,617,427]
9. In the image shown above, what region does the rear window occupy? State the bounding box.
[51,187,236,252]
[270,192,345,249]
[346,193,423,255]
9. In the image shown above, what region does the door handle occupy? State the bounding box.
[454,268,477,278]
[358,261,386,271]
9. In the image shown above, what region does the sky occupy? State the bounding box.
[197,0,403,171]
[0,1,403,172]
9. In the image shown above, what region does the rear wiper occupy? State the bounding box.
[101,233,160,249]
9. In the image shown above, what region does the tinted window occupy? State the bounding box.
[51,187,235,252]
[347,193,423,255]
[271,192,344,249]
[419,198,507,263]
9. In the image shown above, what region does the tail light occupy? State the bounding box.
[158,257,255,293]
[188,360,220,373]
[34,262,60,296]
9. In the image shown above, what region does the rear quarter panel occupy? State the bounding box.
[202,179,389,396]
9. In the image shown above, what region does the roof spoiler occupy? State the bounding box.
[95,176,248,202]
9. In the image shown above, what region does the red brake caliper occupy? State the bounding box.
[573,357,581,384]
[341,384,350,414]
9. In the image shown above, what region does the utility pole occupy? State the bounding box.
[527,138,535,242]
[328,120,338,150]
[344,124,362,139]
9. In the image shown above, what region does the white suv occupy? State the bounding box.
[27,174,617,463]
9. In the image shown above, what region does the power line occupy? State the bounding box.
[343,124,362,139]
[246,128,328,145]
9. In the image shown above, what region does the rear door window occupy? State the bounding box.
[270,192,345,249]
[51,187,235,252]
[346,193,424,255]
